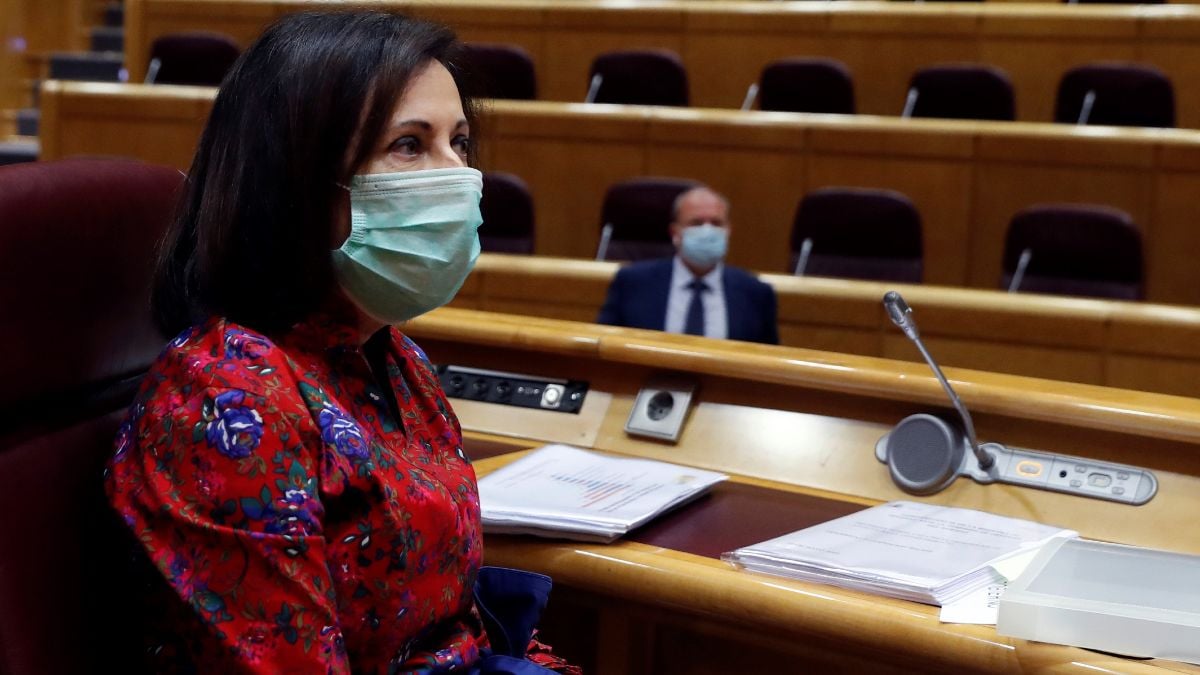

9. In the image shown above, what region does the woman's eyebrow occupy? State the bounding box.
[389,119,470,132]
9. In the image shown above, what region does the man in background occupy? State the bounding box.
[597,186,779,344]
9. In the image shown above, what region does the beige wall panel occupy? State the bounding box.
[1149,173,1200,306]
[881,334,1105,385]
[806,155,974,288]
[969,164,1152,292]
[980,38,1139,123]
[644,147,804,273]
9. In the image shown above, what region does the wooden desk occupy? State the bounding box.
[37,82,1200,305]
[405,307,1200,673]
[125,0,1200,128]
[453,254,1200,398]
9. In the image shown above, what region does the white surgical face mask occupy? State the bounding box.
[679,223,729,270]
[332,167,483,324]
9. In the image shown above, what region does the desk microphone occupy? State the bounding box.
[875,291,1158,504]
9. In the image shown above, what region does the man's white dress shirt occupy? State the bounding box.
[663,256,728,339]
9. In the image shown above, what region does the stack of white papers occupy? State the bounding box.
[478,444,728,542]
[723,501,1077,606]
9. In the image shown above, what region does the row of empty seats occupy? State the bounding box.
[468,45,1177,128]
[54,33,1176,129]
[479,173,1145,301]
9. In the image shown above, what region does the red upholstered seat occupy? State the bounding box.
[906,63,1016,121]
[587,50,689,107]
[596,177,700,262]
[1054,63,1175,128]
[1001,204,1144,300]
[480,172,536,254]
[0,158,182,674]
[790,187,924,283]
[148,31,241,86]
[462,42,537,101]
[758,57,856,115]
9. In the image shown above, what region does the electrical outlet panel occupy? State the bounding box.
[436,365,588,414]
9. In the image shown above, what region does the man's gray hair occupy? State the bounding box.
[671,186,731,222]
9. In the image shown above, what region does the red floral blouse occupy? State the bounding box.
[106,309,488,673]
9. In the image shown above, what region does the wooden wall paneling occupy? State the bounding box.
[883,333,1106,384]
[823,5,981,118]
[125,0,1200,130]
[481,102,651,259]
[13,0,86,55]
[971,125,1158,292]
[127,0,290,81]
[35,84,1200,306]
[1149,143,1200,306]
[1,1,18,113]
[979,9,1140,123]
[682,5,832,111]
[1140,14,1200,134]
[538,4,685,104]
[41,81,209,166]
[805,118,977,287]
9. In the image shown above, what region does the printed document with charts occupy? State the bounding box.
[478,444,727,542]
[723,501,1077,606]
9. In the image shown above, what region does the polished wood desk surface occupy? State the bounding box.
[408,308,1200,550]
[473,453,1200,674]
[36,82,1200,305]
[404,307,1200,672]
[455,254,1200,398]
[125,0,1200,129]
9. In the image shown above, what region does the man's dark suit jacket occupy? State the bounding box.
[596,259,780,345]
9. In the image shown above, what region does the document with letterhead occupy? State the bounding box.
[479,444,728,543]
[723,500,1077,606]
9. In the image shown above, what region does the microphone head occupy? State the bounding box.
[882,291,918,338]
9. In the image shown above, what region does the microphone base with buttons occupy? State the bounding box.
[876,416,1157,505]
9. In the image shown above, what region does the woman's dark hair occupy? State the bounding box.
[153,11,479,336]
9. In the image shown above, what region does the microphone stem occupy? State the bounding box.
[912,337,993,469]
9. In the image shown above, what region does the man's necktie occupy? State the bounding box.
[684,279,708,336]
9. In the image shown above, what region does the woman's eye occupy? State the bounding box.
[391,137,420,156]
[453,135,471,156]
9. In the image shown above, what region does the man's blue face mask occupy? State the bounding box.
[679,223,729,270]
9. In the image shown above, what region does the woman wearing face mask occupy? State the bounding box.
[105,12,577,674]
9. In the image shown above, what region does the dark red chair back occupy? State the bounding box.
[1002,204,1144,300]
[480,172,535,254]
[1054,63,1175,128]
[589,50,689,107]
[149,31,241,86]
[790,187,924,282]
[0,158,182,675]
[463,42,537,100]
[598,177,700,261]
[907,64,1015,121]
[759,58,855,114]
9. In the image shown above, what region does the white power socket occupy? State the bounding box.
[624,376,697,442]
